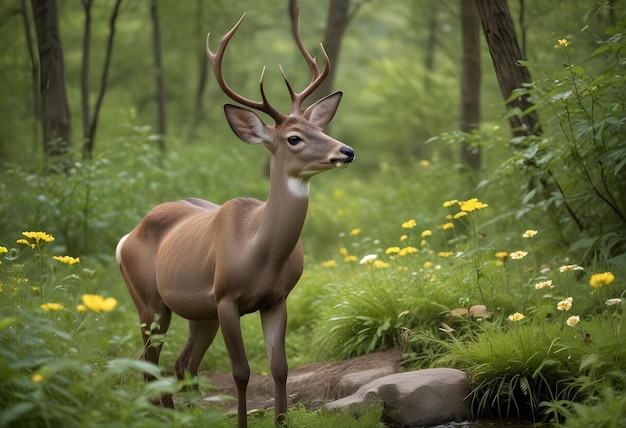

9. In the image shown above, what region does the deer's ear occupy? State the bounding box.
[302,91,342,130]
[224,104,272,145]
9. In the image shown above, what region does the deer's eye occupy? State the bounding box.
[287,135,302,146]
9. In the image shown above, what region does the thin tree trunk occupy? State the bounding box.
[150,0,166,151]
[474,0,540,137]
[424,1,438,71]
[81,0,92,152]
[30,0,72,171]
[20,0,40,153]
[82,0,122,159]
[460,0,481,169]
[187,0,209,143]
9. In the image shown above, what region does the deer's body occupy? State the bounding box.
[117,7,353,428]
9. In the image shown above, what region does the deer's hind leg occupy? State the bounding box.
[175,319,220,379]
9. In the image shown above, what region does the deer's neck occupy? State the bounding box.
[254,165,309,264]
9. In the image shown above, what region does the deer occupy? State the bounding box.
[115,6,354,428]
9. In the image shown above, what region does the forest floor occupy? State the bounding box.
[200,348,403,414]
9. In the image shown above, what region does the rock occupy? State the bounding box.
[332,366,396,398]
[324,368,471,427]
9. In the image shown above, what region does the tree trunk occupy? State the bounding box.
[20,0,41,154]
[30,0,72,170]
[150,0,166,151]
[474,0,540,137]
[460,0,481,169]
[424,1,438,71]
[297,0,350,104]
[82,0,123,159]
[187,0,209,143]
[80,0,92,154]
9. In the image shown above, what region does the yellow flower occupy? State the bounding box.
[374,260,390,269]
[0,246,7,255]
[522,230,538,238]
[53,255,80,266]
[566,315,580,327]
[442,200,459,208]
[559,264,584,272]
[419,160,430,167]
[41,303,64,311]
[385,247,401,255]
[349,228,361,236]
[453,211,467,219]
[459,198,488,212]
[344,255,358,263]
[440,222,454,230]
[423,261,433,269]
[556,38,570,48]
[22,231,55,244]
[81,294,118,312]
[589,272,615,289]
[495,251,509,259]
[421,230,432,238]
[32,374,43,383]
[402,219,416,229]
[508,312,525,321]
[77,304,87,312]
[534,280,553,290]
[16,239,35,249]
[397,266,409,272]
[509,251,528,260]
[438,251,454,258]
[399,246,418,256]
[557,297,573,311]
[339,247,349,256]
[399,234,408,242]
[322,260,337,268]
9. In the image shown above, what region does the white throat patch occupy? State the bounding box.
[287,177,310,198]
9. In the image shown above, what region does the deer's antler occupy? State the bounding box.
[206,8,330,122]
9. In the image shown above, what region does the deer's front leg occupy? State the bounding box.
[261,300,288,425]
[217,298,250,428]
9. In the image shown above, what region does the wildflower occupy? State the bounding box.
[566,315,580,327]
[522,230,538,238]
[359,254,377,265]
[402,219,416,229]
[508,312,525,321]
[77,304,87,312]
[509,251,528,260]
[423,261,433,269]
[438,251,454,258]
[555,38,570,48]
[385,247,401,255]
[534,280,553,290]
[421,230,432,238]
[22,231,55,244]
[605,298,622,306]
[81,294,118,312]
[374,260,390,269]
[349,228,361,236]
[559,264,584,273]
[41,303,64,311]
[589,272,615,289]
[557,297,573,311]
[53,255,80,266]
[344,255,358,263]
[442,200,459,208]
[419,160,430,167]
[400,234,408,242]
[440,222,454,230]
[322,260,337,268]
[453,211,467,219]
[32,374,43,383]
[0,246,7,255]
[397,266,409,272]
[495,251,508,259]
[339,247,349,256]
[16,239,35,249]
[399,246,418,256]
[459,198,488,212]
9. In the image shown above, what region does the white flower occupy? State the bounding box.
[359,254,377,265]
[566,315,580,327]
[605,298,623,306]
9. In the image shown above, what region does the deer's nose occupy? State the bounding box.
[340,146,355,162]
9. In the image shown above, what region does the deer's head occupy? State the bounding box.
[206,10,354,181]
